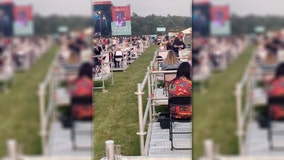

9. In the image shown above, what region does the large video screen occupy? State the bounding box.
[0,2,13,37]
[192,1,210,37]
[210,5,231,36]
[93,1,112,37]
[111,6,131,36]
[13,5,34,36]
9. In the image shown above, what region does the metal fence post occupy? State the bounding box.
[38,83,47,155]
[7,139,17,160]
[204,139,214,160]
[105,140,114,160]
[135,83,146,155]
[235,83,243,155]
[147,67,152,122]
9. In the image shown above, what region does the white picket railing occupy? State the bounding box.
[234,50,256,155]
[200,139,284,160]
[101,140,191,160]
[38,49,61,155]
[199,48,284,160]
[4,139,89,160]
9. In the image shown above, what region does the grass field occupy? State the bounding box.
[193,45,255,159]
[0,45,58,156]
[93,44,255,160]
[94,45,157,160]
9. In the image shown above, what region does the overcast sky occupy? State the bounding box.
[12,0,191,17]
[8,1,284,17]
[210,0,284,16]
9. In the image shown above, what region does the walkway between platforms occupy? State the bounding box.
[94,45,157,159]
[193,45,255,159]
[0,45,58,157]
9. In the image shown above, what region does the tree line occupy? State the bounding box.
[33,13,191,35]
[34,13,284,36]
[231,14,284,35]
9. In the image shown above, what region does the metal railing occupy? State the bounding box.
[101,140,191,160]
[135,54,178,155]
[3,139,90,160]
[93,53,114,92]
[200,139,284,160]
[38,50,60,155]
[234,50,257,155]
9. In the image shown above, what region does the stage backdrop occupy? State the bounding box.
[110,5,131,36]
[193,1,210,37]
[93,1,113,37]
[210,5,231,36]
[0,1,13,37]
[13,5,34,36]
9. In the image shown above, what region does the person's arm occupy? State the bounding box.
[181,42,186,49]
[173,39,179,49]
[161,62,166,70]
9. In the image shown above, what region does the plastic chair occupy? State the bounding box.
[268,96,284,150]
[168,96,192,150]
[163,69,177,95]
[70,96,93,150]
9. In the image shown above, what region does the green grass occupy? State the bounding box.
[193,45,255,159]
[94,45,157,160]
[0,45,58,156]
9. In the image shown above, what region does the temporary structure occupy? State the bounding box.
[182,28,192,34]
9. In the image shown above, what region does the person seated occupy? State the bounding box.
[266,63,284,120]
[114,48,123,68]
[260,49,278,70]
[168,62,192,119]
[161,50,180,71]
[259,49,279,83]
[69,62,93,120]
[0,57,4,72]
[63,50,82,82]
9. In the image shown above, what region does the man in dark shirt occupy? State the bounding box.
[172,32,185,57]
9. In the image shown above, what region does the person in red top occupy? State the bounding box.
[168,62,192,119]
[267,63,284,120]
[70,63,92,97]
[69,62,93,120]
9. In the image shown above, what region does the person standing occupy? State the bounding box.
[172,32,185,57]
[166,38,173,50]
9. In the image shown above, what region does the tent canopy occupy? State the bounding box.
[182,28,192,34]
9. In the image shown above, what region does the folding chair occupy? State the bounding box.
[70,96,93,150]
[268,96,284,150]
[163,69,177,95]
[168,96,192,150]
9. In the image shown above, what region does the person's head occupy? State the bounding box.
[178,32,184,40]
[275,63,284,78]
[165,50,178,65]
[176,62,191,80]
[264,49,277,65]
[79,62,92,79]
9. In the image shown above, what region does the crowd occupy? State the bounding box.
[191,36,249,75]
[0,36,52,71]
[151,32,192,120]
[0,36,52,91]
[93,35,150,70]
[254,32,284,121]
[56,33,93,125]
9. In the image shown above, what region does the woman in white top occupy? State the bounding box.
[114,48,123,68]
